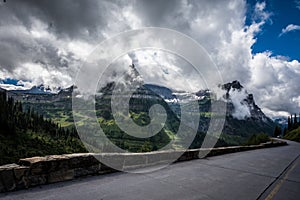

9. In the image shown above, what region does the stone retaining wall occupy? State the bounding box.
[0,140,287,193]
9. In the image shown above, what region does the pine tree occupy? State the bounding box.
[293,113,299,129]
[273,126,282,137]
[294,113,298,125]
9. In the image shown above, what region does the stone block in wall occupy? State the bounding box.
[24,174,47,187]
[177,149,199,162]
[68,154,100,169]
[160,151,182,163]
[0,170,15,192]
[240,146,251,151]
[48,169,74,183]
[209,146,239,156]
[14,166,30,190]
[74,164,101,178]
[146,151,179,164]
[96,154,125,172]
[146,153,162,164]
[0,164,18,192]
[99,163,118,174]
[198,148,213,158]
[124,154,147,168]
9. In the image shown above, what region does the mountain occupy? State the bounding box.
[141,80,276,137]
[145,84,209,103]
[221,81,276,137]
[93,64,189,152]
[93,70,276,143]
[222,80,269,120]
[1,84,74,105]
[144,84,176,100]
[93,64,233,150]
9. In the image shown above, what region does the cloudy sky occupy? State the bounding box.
[0,0,299,118]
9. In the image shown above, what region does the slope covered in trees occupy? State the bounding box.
[283,114,300,142]
[0,90,87,165]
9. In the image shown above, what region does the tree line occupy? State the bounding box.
[0,91,79,138]
[273,113,300,138]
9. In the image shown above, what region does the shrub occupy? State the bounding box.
[244,133,270,146]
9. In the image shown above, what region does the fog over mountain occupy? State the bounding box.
[0,0,299,118]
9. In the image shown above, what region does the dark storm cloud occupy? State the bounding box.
[0,0,107,73]
[133,0,180,26]
[1,0,124,40]
[0,24,74,72]
[0,0,135,88]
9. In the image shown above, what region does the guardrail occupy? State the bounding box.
[0,140,287,193]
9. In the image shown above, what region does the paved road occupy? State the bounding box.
[1,140,299,200]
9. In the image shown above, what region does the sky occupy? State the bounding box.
[247,0,300,60]
[0,0,299,118]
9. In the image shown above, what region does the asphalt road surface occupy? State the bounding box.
[1,140,299,200]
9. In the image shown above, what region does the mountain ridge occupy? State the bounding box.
[1,65,277,145]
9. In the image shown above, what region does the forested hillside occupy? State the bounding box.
[282,114,300,142]
[0,90,87,165]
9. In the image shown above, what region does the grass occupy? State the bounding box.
[244,133,270,146]
[219,134,246,146]
[284,127,300,142]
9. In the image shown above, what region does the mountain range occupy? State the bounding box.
[0,65,277,148]
[144,80,276,138]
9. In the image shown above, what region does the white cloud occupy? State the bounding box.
[0,84,28,91]
[253,1,272,22]
[261,108,291,119]
[125,49,204,92]
[12,62,73,90]
[248,52,300,115]
[295,0,300,10]
[229,88,251,120]
[279,24,300,37]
